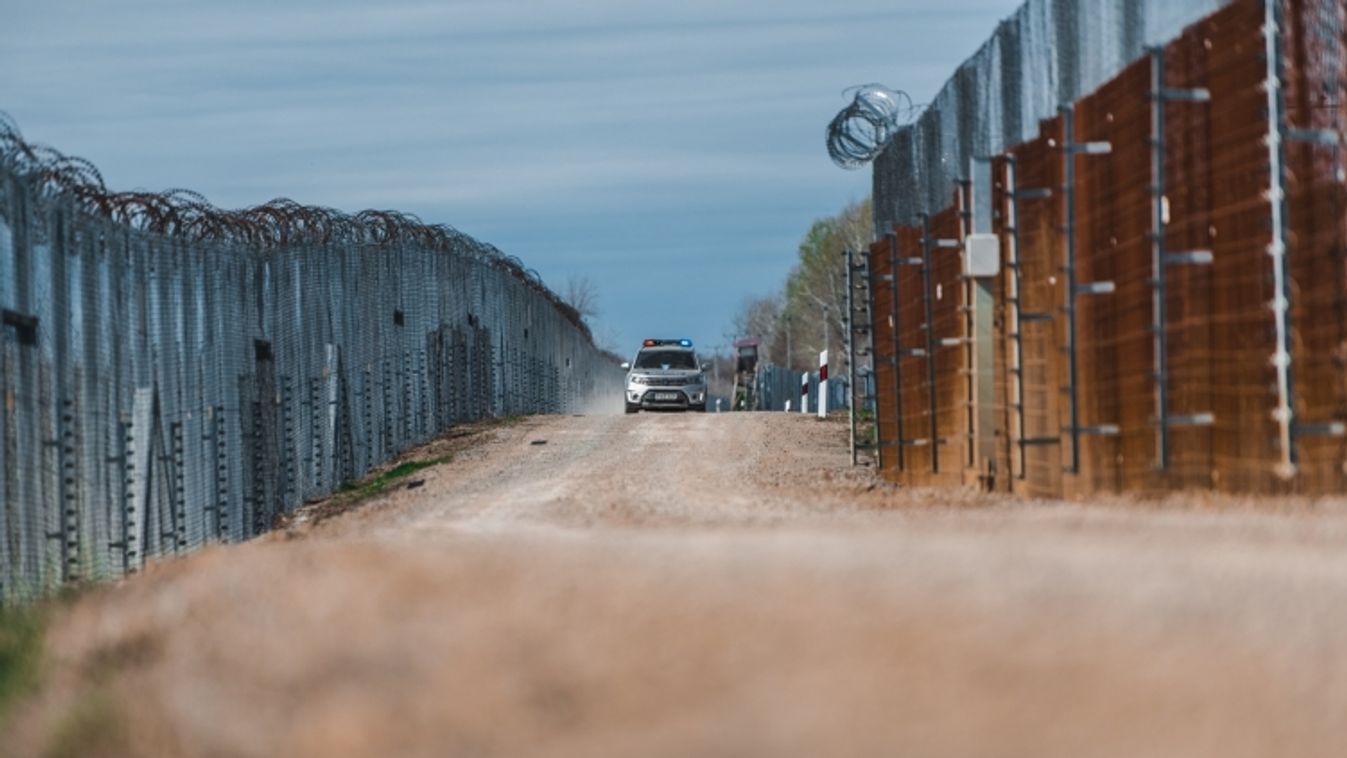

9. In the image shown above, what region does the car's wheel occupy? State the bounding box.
[624,403,639,414]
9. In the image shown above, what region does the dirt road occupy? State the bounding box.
[8,412,1347,757]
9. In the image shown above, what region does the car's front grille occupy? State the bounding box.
[646,377,689,387]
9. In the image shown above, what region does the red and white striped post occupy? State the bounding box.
[800,372,809,414]
[817,350,829,419]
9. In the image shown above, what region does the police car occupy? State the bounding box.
[620,339,708,413]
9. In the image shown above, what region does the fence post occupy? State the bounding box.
[817,350,828,419]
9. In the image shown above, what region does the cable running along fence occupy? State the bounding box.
[862,0,1347,496]
[0,116,623,603]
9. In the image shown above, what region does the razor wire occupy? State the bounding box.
[828,0,1232,234]
[0,115,623,604]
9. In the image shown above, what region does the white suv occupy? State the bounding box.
[621,339,708,413]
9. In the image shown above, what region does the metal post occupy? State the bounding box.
[920,213,940,473]
[1264,0,1295,478]
[1005,158,1027,478]
[1061,105,1082,475]
[846,249,858,465]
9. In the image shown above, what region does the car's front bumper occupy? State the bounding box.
[627,385,707,408]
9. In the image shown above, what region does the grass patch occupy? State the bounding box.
[0,604,46,721]
[337,456,450,501]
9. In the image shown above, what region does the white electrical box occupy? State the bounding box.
[964,233,1000,277]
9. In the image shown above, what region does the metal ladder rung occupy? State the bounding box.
[1165,251,1213,265]
[1163,413,1214,427]
[1075,281,1116,295]
[1013,187,1054,200]
[1296,421,1347,437]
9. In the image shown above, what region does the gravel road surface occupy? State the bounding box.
[7,412,1347,757]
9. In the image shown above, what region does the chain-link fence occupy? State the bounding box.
[0,121,623,604]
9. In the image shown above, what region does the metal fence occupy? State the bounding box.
[754,364,851,414]
[867,0,1347,497]
[0,121,623,604]
[872,0,1232,235]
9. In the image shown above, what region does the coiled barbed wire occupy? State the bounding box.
[826,84,922,169]
[0,112,588,335]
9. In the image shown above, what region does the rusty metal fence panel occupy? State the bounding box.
[0,132,623,604]
[866,0,1347,498]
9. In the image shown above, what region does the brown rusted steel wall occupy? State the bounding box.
[1163,16,1220,492]
[1072,59,1154,495]
[894,224,932,481]
[868,234,900,480]
[865,0,1346,497]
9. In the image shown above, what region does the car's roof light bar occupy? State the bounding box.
[642,338,694,348]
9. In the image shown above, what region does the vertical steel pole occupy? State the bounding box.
[845,250,857,465]
[1005,157,1027,479]
[920,213,939,473]
[1061,104,1082,475]
[1151,48,1171,470]
[1264,0,1296,478]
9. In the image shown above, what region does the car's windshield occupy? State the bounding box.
[634,350,696,370]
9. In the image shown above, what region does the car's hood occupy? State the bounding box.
[630,369,702,379]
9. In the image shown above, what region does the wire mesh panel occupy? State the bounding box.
[0,125,623,605]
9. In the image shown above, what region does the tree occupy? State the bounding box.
[728,293,785,366]
[561,275,600,321]
[781,198,871,373]
[719,197,873,377]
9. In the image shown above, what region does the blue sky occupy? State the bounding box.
[1,0,1021,354]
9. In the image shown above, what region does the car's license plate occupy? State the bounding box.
[652,392,679,401]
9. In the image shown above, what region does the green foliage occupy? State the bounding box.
[337,457,450,501]
[0,604,44,718]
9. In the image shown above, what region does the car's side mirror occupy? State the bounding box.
[700,363,710,371]
[620,362,631,370]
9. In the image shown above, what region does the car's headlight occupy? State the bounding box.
[630,375,649,385]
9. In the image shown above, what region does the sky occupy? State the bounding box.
[1,0,1022,355]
